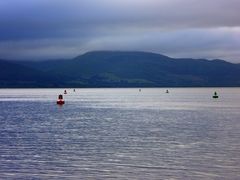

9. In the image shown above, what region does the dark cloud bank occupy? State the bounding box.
[0,0,239,62]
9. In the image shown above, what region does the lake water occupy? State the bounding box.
[0,88,240,179]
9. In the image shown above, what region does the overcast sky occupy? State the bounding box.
[0,0,239,62]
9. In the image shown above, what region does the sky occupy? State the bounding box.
[0,0,240,62]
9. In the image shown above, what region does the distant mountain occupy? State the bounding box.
[1,51,240,87]
[0,60,61,87]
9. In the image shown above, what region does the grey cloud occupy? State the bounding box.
[1,27,239,62]
[0,0,239,62]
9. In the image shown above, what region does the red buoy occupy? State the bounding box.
[57,94,65,105]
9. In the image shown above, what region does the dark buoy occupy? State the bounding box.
[212,91,219,99]
[57,94,65,105]
[166,89,169,93]
[64,90,67,94]
[73,89,76,92]
[139,89,141,92]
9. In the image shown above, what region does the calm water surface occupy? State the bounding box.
[0,88,240,179]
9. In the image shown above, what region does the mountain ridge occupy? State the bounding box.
[1,51,240,87]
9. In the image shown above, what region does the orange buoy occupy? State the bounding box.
[57,94,65,105]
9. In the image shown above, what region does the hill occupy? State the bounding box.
[0,60,61,87]
[1,51,240,87]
